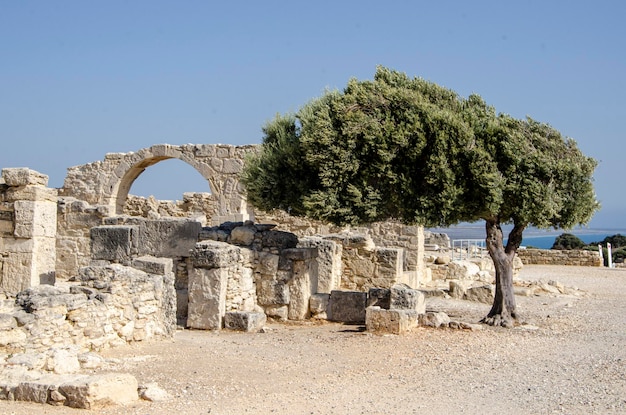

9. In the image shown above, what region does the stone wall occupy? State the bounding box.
[0,256,176,354]
[517,248,602,266]
[0,169,57,296]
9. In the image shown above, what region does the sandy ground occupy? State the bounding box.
[1,265,625,415]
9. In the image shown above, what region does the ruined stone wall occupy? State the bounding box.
[0,169,57,296]
[517,248,602,266]
[0,257,176,354]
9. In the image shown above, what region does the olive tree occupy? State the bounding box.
[242,67,599,327]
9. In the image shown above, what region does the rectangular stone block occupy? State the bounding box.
[138,219,202,257]
[298,237,342,294]
[90,226,139,262]
[59,373,138,409]
[187,267,228,330]
[309,293,330,314]
[191,240,241,269]
[328,290,367,324]
[132,256,173,275]
[224,311,266,332]
[391,284,425,313]
[257,279,290,306]
[2,168,48,187]
[366,306,419,334]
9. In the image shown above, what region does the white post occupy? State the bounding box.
[607,243,613,268]
[598,244,603,261]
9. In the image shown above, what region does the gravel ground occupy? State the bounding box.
[1,265,625,415]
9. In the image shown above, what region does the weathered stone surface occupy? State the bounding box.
[390,284,425,313]
[187,267,228,330]
[59,373,139,409]
[419,311,451,328]
[447,260,481,280]
[464,284,494,303]
[366,306,419,334]
[230,225,257,246]
[287,259,315,320]
[224,311,266,332]
[257,279,290,306]
[2,168,48,187]
[261,230,298,249]
[132,256,173,275]
[191,241,240,269]
[139,382,170,402]
[448,279,473,299]
[298,237,342,294]
[46,347,81,374]
[328,290,367,324]
[435,255,451,265]
[90,225,139,262]
[0,313,17,330]
[309,293,329,317]
[138,219,201,257]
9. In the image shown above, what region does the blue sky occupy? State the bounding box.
[1,1,624,229]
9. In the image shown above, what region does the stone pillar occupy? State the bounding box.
[0,168,57,296]
[187,241,240,330]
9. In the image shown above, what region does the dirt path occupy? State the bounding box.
[2,265,625,414]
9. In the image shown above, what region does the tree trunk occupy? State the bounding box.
[481,218,525,327]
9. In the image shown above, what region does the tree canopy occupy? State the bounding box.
[243,67,599,231]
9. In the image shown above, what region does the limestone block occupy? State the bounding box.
[328,290,367,324]
[224,311,266,332]
[465,284,494,303]
[132,256,173,275]
[59,373,139,409]
[419,311,451,328]
[448,279,473,299]
[257,279,290,306]
[4,185,57,203]
[366,306,419,334]
[230,225,257,246]
[287,260,314,320]
[139,382,171,402]
[187,267,228,330]
[90,225,139,262]
[191,241,240,269]
[13,199,57,238]
[257,252,279,275]
[299,237,342,294]
[447,260,481,280]
[264,305,288,320]
[390,284,425,314]
[137,219,202,257]
[46,347,81,374]
[261,230,298,250]
[1,252,34,296]
[309,293,330,315]
[2,168,48,186]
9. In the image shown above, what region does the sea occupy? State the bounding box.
[426,225,626,249]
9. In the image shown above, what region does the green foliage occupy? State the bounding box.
[551,233,585,250]
[242,66,599,232]
[590,233,626,249]
[612,247,626,263]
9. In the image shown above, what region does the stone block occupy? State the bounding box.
[257,279,290,306]
[298,237,342,294]
[390,284,425,313]
[230,225,257,246]
[256,252,279,275]
[191,241,240,269]
[328,290,367,324]
[282,247,318,261]
[224,311,266,332]
[366,306,419,334]
[90,225,139,262]
[261,230,298,249]
[309,293,330,314]
[2,168,48,187]
[59,373,139,409]
[447,260,481,280]
[132,256,173,275]
[288,260,314,320]
[419,311,451,328]
[465,284,494,303]
[187,267,228,330]
[448,279,473,299]
[138,219,202,257]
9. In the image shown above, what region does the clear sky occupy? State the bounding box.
[1,1,624,229]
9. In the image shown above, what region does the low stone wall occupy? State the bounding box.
[517,248,602,266]
[0,256,176,354]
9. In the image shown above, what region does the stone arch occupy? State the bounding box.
[61,143,255,224]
